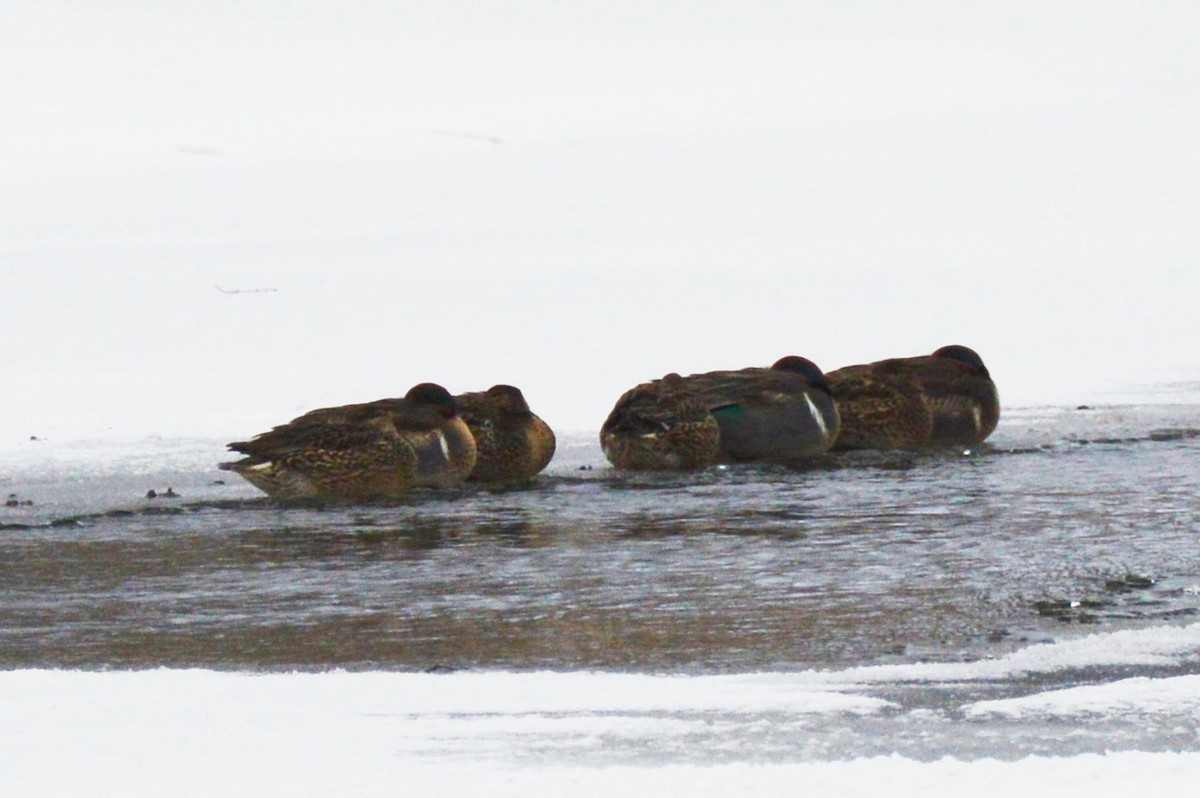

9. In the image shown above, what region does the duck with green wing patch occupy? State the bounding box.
[682,356,839,464]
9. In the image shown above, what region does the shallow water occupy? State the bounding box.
[3,404,1199,675]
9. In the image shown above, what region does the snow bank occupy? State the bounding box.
[5,623,1200,795]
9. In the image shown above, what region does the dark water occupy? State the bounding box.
[3,405,1200,672]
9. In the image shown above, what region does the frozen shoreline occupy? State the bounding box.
[5,629,1200,797]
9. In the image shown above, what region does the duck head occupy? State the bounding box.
[770,356,832,395]
[485,384,532,415]
[932,345,990,377]
[405,382,461,418]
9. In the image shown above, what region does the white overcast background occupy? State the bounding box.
[3,0,1199,440]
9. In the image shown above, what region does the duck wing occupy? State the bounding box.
[687,368,806,412]
[602,377,709,436]
[903,356,1000,443]
[826,365,933,450]
[226,415,398,465]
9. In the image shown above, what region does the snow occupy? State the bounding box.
[966,674,1200,718]
[825,622,1200,685]
[5,623,1200,795]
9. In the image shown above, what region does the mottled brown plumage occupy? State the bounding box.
[681,356,840,463]
[826,364,933,450]
[826,345,999,450]
[905,345,1000,445]
[600,373,721,470]
[220,383,477,501]
[456,385,556,483]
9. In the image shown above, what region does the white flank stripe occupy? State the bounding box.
[805,393,828,438]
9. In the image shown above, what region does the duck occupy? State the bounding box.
[219,382,477,501]
[455,384,556,483]
[600,373,721,470]
[681,356,840,463]
[825,362,934,451]
[825,345,998,449]
[904,345,1000,445]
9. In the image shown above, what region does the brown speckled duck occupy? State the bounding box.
[220,383,477,501]
[905,345,1000,445]
[455,384,556,483]
[600,373,721,470]
[682,356,840,463]
[826,345,999,449]
[825,362,934,450]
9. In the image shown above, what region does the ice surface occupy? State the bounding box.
[4,623,1200,796]
[821,623,1200,685]
[966,674,1200,718]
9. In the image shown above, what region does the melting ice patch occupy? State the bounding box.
[813,622,1200,687]
[966,674,1200,719]
[4,624,1200,795]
